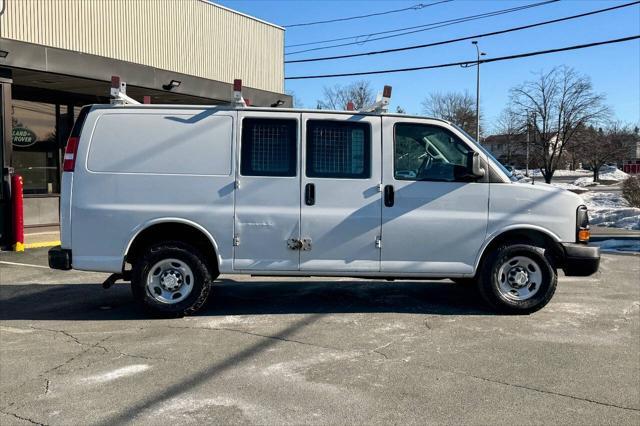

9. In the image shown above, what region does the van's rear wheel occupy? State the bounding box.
[131,242,213,317]
[478,244,556,314]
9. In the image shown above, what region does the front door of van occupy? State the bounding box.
[300,113,382,272]
[233,112,301,271]
[380,118,489,275]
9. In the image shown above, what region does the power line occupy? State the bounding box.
[285,0,558,54]
[285,0,555,49]
[286,1,640,64]
[283,0,452,28]
[285,35,640,80]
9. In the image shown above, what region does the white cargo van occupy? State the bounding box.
[49,104,599,316]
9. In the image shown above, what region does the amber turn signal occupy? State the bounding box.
[578,229,590,242]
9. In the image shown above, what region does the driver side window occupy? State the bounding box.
[394,123,474,182]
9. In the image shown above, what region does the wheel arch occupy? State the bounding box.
[474,225,564,274]
[124,218,221,274]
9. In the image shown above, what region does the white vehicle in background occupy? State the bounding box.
[48,83,599,317]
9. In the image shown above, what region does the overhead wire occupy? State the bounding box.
[285,0,558,54]
[285,0,640,63]
[283,0,452,28]
[284,35,640,80]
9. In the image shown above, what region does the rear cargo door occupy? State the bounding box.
[233,111,301,271]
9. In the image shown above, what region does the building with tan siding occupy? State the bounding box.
[0,0,288,241]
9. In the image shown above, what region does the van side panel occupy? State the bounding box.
[487,183,579,245]
[87,113,232,175]
[71,108,236,273]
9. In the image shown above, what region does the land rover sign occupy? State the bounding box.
[12,127,37,147]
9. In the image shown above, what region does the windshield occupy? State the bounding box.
[451,124,518,182]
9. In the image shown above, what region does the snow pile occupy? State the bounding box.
[516,169,591,178]
[550,182,589,194]
[574,167,629,187]
[574,177,600,187]
[582,192,640,230]
[591,239,640,253]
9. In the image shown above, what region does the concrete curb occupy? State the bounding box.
[24,241,60,249]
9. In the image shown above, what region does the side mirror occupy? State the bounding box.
[469,151,485,178]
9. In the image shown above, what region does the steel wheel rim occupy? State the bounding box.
[496,255,543,301]
[146,258,194,304]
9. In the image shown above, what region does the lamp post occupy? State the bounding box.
[471,41,486,143]
[526,115,530,177]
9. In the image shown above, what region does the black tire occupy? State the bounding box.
[452,278,476,286]
[478,244,557,314]
[131,241,215,317]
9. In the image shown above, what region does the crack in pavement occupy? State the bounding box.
[29,326,82,346]
[40,336,112,375]
[0,409,48,426]
[422,363,640,413]
[28,326,166,362]
[371,342,392,359]
[114,351,167,362]
[167,324,344,352]
[170,324,638,412]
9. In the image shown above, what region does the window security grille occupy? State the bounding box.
[241,119,296,177]
[310,126,365,176]
[250,124,291,173]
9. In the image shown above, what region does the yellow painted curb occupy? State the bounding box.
[24,241,61,249]
[13,242,25,252]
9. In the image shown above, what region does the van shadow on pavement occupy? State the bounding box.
[0,278,494,321]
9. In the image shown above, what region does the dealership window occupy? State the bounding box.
[306,120,371,179]
[11,100,62,195]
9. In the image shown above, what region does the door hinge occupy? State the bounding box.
[377,183,383,192]
[287,238,302,250]
[233,235,240,246]
[286,238,311,250]
[375,236,382,249]
[234,180,240,189]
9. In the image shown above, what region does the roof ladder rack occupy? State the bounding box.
[110,76,140,106]
[359,85,392,113]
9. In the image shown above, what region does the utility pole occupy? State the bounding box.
[472,41,486,143]
[526,111,536,177]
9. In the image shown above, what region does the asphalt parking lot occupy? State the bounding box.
[1,249,638,425]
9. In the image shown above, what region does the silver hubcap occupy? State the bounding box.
[146,258,194,304]
[496,256,543,301]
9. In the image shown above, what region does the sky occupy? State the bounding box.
[216,0,640,131]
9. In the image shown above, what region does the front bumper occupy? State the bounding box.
[561,243,600,276]
[48,246,72,270]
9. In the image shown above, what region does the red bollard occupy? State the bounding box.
[11,175,24,252]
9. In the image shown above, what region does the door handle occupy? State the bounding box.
[305,183,315,206]
[384,185,394,207]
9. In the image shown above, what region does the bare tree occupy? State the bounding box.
[494,107,526,165]
[286,90,303,108]
[317,80,375,110]
[509,66,609,183]
[581,122,637,181]
[421,91,479,137]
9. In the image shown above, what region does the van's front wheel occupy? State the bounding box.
[131,242,213,317]
[478,244,557,314]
